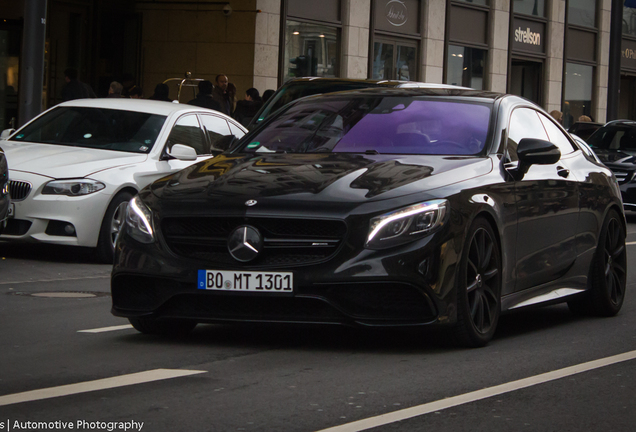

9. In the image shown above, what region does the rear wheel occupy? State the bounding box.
[453,218,502,348]
[568,208,626,316]
[95,191,133,263]
[129,317,197,336]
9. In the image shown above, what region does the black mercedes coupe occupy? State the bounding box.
[111,87,627,347]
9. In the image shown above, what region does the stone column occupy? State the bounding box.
[595,0,612,123]
[254,0,281,92]
[421,0,445,83]
[341,0,371,79]
[545,0,566,113]
[488,0,510,93]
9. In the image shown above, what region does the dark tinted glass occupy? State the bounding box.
[11,107,166,153]
[241,97,492,156]
[625,3,636,36]
[445,45,486,90]
[588,125,636,153]
[513,0,546,16]
[568,0,597,28]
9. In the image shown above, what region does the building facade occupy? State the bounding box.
[1,0,631,128]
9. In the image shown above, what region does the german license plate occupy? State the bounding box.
[7,203,14,218]
[198,270,293,293]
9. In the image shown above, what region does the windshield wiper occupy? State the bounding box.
[364,149,380,155]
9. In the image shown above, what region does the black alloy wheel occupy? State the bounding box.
[454,217,502,347]
[569,208,626,316]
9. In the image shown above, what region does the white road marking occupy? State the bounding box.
[0,275,110,285]
[0,369,206,407]
[78,324,134,333]
[626,241,636,245]
[316,350,636,432]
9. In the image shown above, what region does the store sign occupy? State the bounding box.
[374,0,418,35]
[385,0,407,27]
[512,18,545,55]
[622,39,636,71]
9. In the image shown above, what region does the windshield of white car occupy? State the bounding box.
[10,107,167,154]
[240,96,492,155]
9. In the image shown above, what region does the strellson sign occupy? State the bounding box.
[511,18,545,55]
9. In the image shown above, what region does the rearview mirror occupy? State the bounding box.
[167,144,197,161]
[517,138,561,166]
[0,129,15,140]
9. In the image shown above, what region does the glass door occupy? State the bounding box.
[509,59,543,106]
[619,75,636,120]
[0,25,21,130]
[372,38,417,81]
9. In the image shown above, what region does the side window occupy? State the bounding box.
[228,121,246,139]
[167,115,207,155]
[507,108,549,162]
[199,115,231,151]
[538,113,578,155]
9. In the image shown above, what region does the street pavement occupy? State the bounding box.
[1,215,636,432]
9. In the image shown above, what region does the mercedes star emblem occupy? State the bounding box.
[228,225,263,262]
[245,199,257,206]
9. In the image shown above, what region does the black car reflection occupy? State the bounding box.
[0,146,9,234]
[111,87,627,347]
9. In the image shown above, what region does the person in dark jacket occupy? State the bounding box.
[148,83,172,102]
[61,68,96,102]
[211,74,231,115]
[233,87,263,127]
[187,80,222,111]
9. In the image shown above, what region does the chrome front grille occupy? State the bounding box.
[8,181,32,201]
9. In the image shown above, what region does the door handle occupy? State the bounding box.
[557,166,570,178]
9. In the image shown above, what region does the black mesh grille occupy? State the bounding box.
[161,217,347,267]
[3,219,32,236]
[8,181,32,201]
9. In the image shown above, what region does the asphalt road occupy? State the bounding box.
[1,215,636,432]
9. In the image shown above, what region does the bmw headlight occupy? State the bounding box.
[366,199,448,249]
[125,195,155,244]
[42,179,105,196]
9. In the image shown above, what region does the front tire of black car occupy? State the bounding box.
[95,191,134,264]
[453,217,502,348]
[128,317,198,336]
[568,208,626,317]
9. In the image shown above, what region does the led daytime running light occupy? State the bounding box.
[368,201,447,243]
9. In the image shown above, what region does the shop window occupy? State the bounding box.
[624,1,636,37]
[284,21,339,83]
[372,40,417,81]
[513,0,546,17]
[563,62,594,129]
[445,45,486,90]
[454,0,489,6]
[568,0,597,28]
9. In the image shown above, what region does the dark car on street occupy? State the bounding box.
[112,86,626,347]
[0,146,9,234]
[586,120,636,211]
[567,121,603,141]
[246,77,461,130]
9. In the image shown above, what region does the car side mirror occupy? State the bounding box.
[0,129,15,140]
[214,134,237,152]
[167,144,198,161]
[517,138,561,166]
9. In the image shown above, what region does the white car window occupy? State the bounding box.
[199,115,231,151]
[167,115,207,155]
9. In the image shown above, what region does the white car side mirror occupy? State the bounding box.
[168,144,198,161]
[0,129,15,140]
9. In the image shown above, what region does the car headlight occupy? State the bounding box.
[366,199,448,249]
[42,179,105,196]
[125,195,155,244]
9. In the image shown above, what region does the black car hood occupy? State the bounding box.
[150,153,492,207]
[593,149,636,165]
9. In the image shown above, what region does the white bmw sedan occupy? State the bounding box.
[0,98,246,262]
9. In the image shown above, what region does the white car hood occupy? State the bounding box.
[2,141,148,179]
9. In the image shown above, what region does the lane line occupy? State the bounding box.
[316,350,636,432]
[0,369,206,407]
[627,241,636,245]
[78,324,134,333]
[0,275,110,286]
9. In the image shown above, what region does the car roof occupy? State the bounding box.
[56,98,228,117]
[604,120,636,127]
[282,77,470,90]
[293,86,503,102]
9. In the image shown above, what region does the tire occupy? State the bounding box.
[129,317,197,336]
[453,217,502,348]
[568,208,626,317]
[95,191,134,264]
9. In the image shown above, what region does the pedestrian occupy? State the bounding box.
[187,80,222,111]
[128,86,143,99]
[61,68,96,102]
[226,82,238,115]
[212,74,231,115]
[549,110,563,124]
[148,83,172,102]
[262,89,275,104]
[121,74,136,97]
[107,81,124,98]
[233,87,263,127]
[578,115,592,122]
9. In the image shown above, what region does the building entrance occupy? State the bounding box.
[509,59,543,105]
[619,75,636,120]
[372,38,418,81]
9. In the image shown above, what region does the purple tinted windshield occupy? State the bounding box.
[242,97,492,155]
